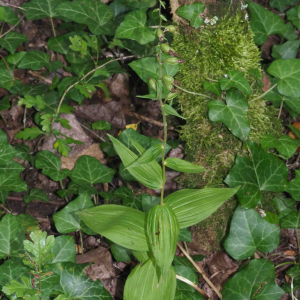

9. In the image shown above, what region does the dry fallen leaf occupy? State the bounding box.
[285,250,296,256]
[261,71,271,92]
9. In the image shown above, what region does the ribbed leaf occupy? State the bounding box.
[165,187,239,228]
[165,158,205,173]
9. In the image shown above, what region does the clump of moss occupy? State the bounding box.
[172,10,283,188]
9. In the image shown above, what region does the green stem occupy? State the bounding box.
[59,181,69,203]
[0,23,5,36]
[278,98,284,119]
[50,17,56,37]
[79,231,84,254]
[0,204,11,213]
[251,83,278,102]
[173,84,211,99]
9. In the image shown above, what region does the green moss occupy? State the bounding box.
[172,10,283,188]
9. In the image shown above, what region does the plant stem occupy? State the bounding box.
[0,111,6,125]
[278,98,284,119]
[79,231,84,254]
[0,204,11,213]
[176,275,208,299]
[250,83,278,102]
[173,84,211,98]
[59,181,69,203]
[50,17,56,37]
[80,124,106,142]
[177,242,223,299]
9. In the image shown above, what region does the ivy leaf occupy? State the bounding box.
[219,71,251,95]
[48,35,70,55]
[203,81,222,96]
[15,127,44,141]
[71,155,116,186]
[272,40,300,60]
[268,59,300,98]
[22,0,69,20]
[57,181,79,198]
[0,130,16,164]
[53,193,94,234]
[0,61,15,90]
[0,191,9,204]
[224,206,280,260]
[58,262,112,300]
[0,32,28,54]
[0,161,24,175]
[92,120,111,131]
[270,0,298,12]
[18,51,50,71]
[7,51,27,66]
[225,142,288,208]
[56,0,114,35]
[14,145,33,163]
[177,228,193,242]
[273,196,296,219]
[280,211,300,228]
[281,22,298,41]
[23,188,49,204]
[249,2,285,45]
[0,214,25,259]
[0,6,19,25]
[0,172,27,192]
[261,134,299,158]
[57,77,84,103]
[16,214,39,234]
[50,235,76,263]
[287,5,300,30]
[35,150,70,181]
[176,2,205,29]
[208,88,250,141]
[0,95,10,111]
[140,194,160,213]
[115,10,156,45]
[286,170,300,201]
[222,259,284,300]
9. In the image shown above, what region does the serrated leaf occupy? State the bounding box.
[71,155,116,186]
[16,127,44,140]
[0,214,25,259]
[0,32,28,54]
[92,120,111,131]
[261,134,299,158]
[249,2,285,45]
[18,51,50,71]
[219,71,251,95]
[165,157,205,173]
[268,59,300,98]
[270,0,298,12]
[272,40,300,60]
[223,259,284,300]
[35,150,70,181]
[3,277,35,298]
[203,81,221,96]
[50,235,76,263]
[225,142,288,208]
[23,188,49,204]
[53,138,71,157]
[165,186,239,228]
[208,89,250,141]
[115,10,155,45]
[176,2,205,29]
[109,134,164,190]
[286,170,300,201]
[78,204,148,251]
[224,206,280,260]
[58,262,112,300]
[287,5,300,30]
[53,193,94,234]
[56,0,114,35]
[18,94,47,109]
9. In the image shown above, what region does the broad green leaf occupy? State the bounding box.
[286,170,300,201]
[261,134,299,158]
[14,145,33,163]
[0,160,24,175]
[16,127,44,140]
[53,194,94,234]
[56,0,114,35]
[48,60,63,72]
[7,51,27,66]
[220,71,251,95]
[47,35,70,55]
[175,291,204,300]
[163,104,185,119]
[0,173,27,192]
[175,265,198,293]
[165,157,205,173]
[0,191,9,204]
[57,77,84,103]
[263,211,279,224]
[0,95,10,111]
[272,41,300,60]
[50,235,76,263]
[208,88,250,141]
[127,144,162,169]
[78,204,148,251]
[16,214,39,234]
[249,2,285,45]
[273,196,296,219]
[203,81,221,96]
[71,155,115,186]
[0,214,25,259]
[92,120,111,131]
[178,228,192,242]
[57,181,79,198]
[23,188,49,204]
[3,277,35,298]
[268,59,300,98]
[287,5,300,30]
[165,186,239,228]
[141,194,160,213]
[281,211,300,228]
[223,259,284,300]
[281,22,298,41]
[18,51,50,71]
[270,0,298,12]
[0,61,15,90]
[0,32,28,54]
[115,10,155,45]
[109,241,132,262]
[10,83,48,97]
[0,130,16,164]
[41,274,60,300]
[174,255,204,271]
[224,206,280,260]
[225,142,288,208]
[58,262,112,300]
[22,0,69,19]
[23,230,55,268]
[35,151,70,181]
[114,186,143,210]
[0,7,19,25]
[176,2,205,29]
[109,134,164,190]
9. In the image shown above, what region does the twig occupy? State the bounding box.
[250,83,278,102]
[173,84,211,99]
[28,70,53,84]
[176,275,208,299]
[124,110,175,130]
[177,242,223,299]
[80,124,106,142]
[0,204,11,213]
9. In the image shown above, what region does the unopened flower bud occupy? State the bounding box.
[164,25,176,32]
[162,75,174,85]
[164,57,178,65]
[156,29,164,39]
[149,78,156,91]
[161,43,171,53]
[165,92,178,101]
